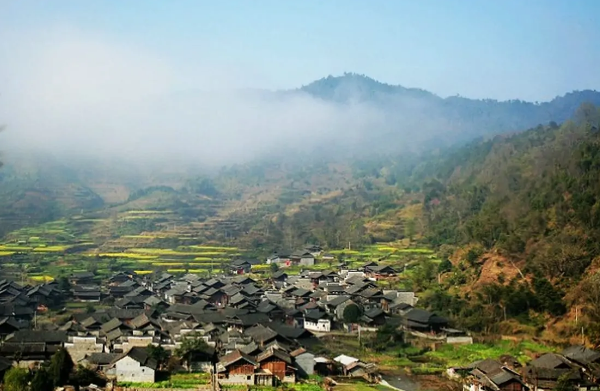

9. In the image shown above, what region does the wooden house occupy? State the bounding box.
[230,260,252,274]
[464,359,528,391]
[256,348,296,384]
[402,308,448,333]
[216,349,258,385]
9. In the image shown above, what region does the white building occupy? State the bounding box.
[303,318,331,332]
[114,347,157,383]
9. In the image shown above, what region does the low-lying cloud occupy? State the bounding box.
[0,27,440,170]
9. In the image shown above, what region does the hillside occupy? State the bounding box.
[2,74,599,237]
[300,73,600,144]
[3,91,600,346]
[416,103,600,342]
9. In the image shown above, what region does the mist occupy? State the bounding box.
[0,27,450,171]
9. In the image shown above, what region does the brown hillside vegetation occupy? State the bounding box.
[475,253,524,287]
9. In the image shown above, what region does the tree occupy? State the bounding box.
[48,348,74,387]
[70,365,106,388]
[412,259,437,291]
[372,323,403,352]
[147,344,169,369]
[342,303,363,323]
[3,367,30,391]
[31,368,53,391]
[438,258,453,273]
[465,247,482,266]
[405,218,416,242]
[175,333,211,371]
[269,262,279,274]
[56,276,71,294]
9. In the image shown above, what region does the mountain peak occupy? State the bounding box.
[299,73,436,103]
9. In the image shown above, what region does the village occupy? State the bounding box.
[0,244,597,391]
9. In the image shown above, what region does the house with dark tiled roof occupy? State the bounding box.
[256,348,296,384]
[362,308,386,326]
[1,330,68,365]
[0,316,28,337]
[79,352,120,372]
[364,264,396,278]
[401,308,448,333]
[290,251,315,267]
[113,346,157,383]
[522,353,593,391]
[230,259,252,275]
[216,349,257,385]
[72,284,101,302]
[303,309,331,332]
[291,347,315,378]
[69,272,95,285]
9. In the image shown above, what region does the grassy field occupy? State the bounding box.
[424,340,555,367]
[319,331,553,376]
[119,371,211,388]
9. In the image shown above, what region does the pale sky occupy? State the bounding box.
[1,0,599,101]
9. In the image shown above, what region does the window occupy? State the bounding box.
[247,376,252,380]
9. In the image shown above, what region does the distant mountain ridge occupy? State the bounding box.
[297,73,600,142]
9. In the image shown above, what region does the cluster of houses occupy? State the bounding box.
[0,249,463,388]
[266,245,325,268]
[451,346,600,391]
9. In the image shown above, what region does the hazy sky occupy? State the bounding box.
[1,1,599,167]
[2,0,599,101]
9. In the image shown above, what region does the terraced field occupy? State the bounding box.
[0,209,437,285]
[0,211,249,282]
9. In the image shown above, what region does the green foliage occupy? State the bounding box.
[56,276,71,293]
[3,367,30,391]
[411,259,437,291]
[416,104,600,327]
[70,365,106,388]
[438,258,452,273]
[48,347,74,387]
[372,323,404,352]
[343,303,363,323]
[147,344,170,368]
[175,332,211,370]
[31,368,54,391]
[425,340,553,367]
[532,276,566,316]
[269,262,279,273]
[185,177,219,197]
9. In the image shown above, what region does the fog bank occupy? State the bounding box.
[0,27,451,168]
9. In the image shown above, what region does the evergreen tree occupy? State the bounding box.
[48,348,74,387]
[31,368,53,391]
[342,304,362,323]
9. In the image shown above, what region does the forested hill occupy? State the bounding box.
[301,73,600,143]
[418,103,600,339]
